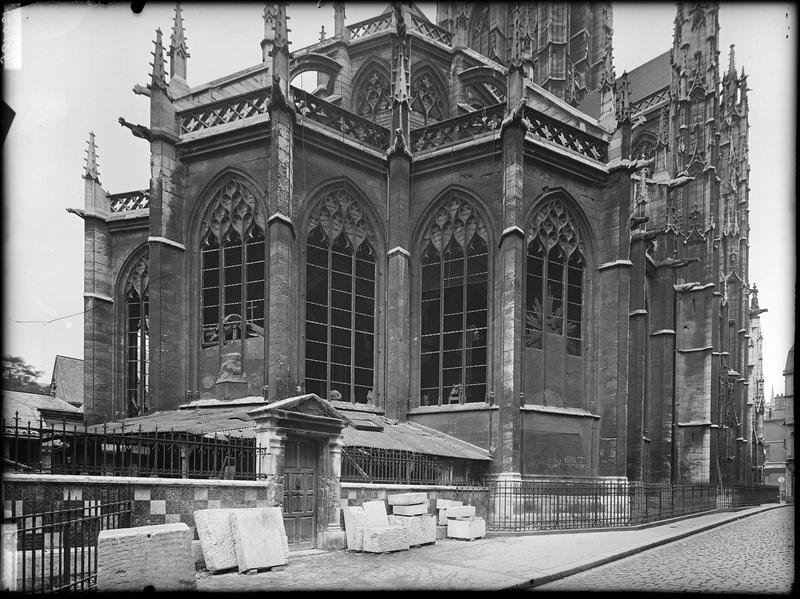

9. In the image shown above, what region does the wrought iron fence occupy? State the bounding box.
[341,446,488,486]
[486,476,779,532]
[2,416,264,481]
[3,487,132,593]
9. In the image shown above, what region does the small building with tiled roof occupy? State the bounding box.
[49,355,84,408]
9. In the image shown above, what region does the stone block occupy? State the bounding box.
[97,523,196,592]
[193,509,237,572]
[191,540,205,570]
[342,505,366,551]
[229,509,289,572]
[391,501,429,516]
[363,500,390,527]
[447,517,486,541]
[362,526,410,553]
[435,498,463,510]
[387,492,427,506]
[435,524,448,540]
[388,514,436,546]
[445,505,476,519]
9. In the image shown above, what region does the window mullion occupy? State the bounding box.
[461,251,467,405]
[350,251,356,404]
[326,241,332,398]
[218,239,225,351]
[438,258,444,406]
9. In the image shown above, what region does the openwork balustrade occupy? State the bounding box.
[408,13,453,45]
[341,446,488,486]
[347,13,393,40]
[410,102,505,152]
[109,189,149,213]
[292,86,391,150]
[631,88,670,117]
[178,89,271,135]
[522,106,608,161]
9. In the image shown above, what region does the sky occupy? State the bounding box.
[2,2,796,397]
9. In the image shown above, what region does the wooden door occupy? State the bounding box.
[282,437,317,549]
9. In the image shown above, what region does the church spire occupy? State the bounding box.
[151,28,167,90]
[170,2,190,81]
[83,131,100,182]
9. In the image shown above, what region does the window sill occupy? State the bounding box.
[408,403,498,415]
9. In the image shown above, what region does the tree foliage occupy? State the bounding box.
[1,355,50,394]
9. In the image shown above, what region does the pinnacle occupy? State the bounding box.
[84,131,101,182]
[170,2,190,56]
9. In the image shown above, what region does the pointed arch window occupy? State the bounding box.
[420,196,488,406]
[355,69,391,121]
[410,71,444,123]
[305,189,377,404]
[525,199,584,356]
[470,5,490,57]
[200,179,266,349]
[125,253,149,417]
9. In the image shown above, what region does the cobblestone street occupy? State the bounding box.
[536,505,794,594]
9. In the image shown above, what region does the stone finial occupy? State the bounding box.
[272,2,290,53]
[151,28,167,90]
[750,283,760,310]
[319,25,326,42]
[727,44,736,78]
[83,131,100,182]
[393,52,409,104]
[170,2,190,80]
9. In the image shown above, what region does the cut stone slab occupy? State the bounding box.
[97,523,196,592]
[387,492,427,506]
[342,505,366,551]
[435,498,463,510]
[363,500,390,528]
[362,526,410,553]
[194,509,238,572]
[229,509,289,571]
[388,514,436,546]
[392,501,429,516]
[191,540,205,571]
[444,505,476,519]
[435,524,448,539]
[447,516,486,541]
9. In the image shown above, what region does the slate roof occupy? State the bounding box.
[50,355,84,407]
[627,50,671,103]
[84,400,492,461]
[2,390,83,431]
[577,50,671,120]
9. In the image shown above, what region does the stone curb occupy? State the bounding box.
[514,504,786,589]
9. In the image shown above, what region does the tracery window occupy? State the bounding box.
[525,199,584,356]
[355,69,390,121]
[200,179,266,349]
[420,196,488,406]
[125,253,149,417]
[410,71,444,123]
[305,189,376,404]
[470,6,490,57]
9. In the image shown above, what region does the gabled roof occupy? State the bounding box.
[86,405,257,438]
[50,355,83,407]
[3,390,83,429]
[627,50,671,103]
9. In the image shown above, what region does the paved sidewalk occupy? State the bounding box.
[195,503,787,592]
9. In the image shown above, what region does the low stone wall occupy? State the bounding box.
[2,473,281,542]
[340,483,488,518]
